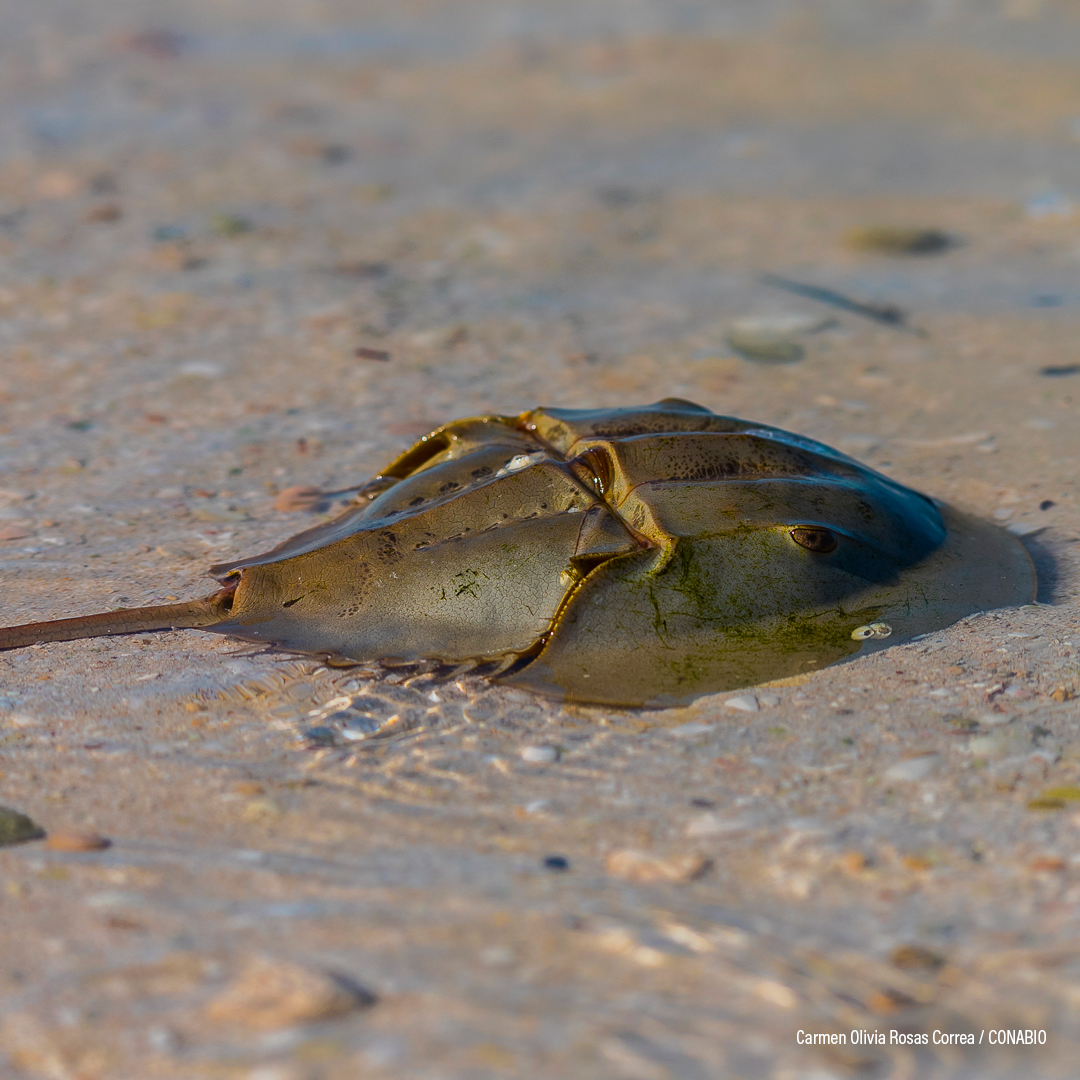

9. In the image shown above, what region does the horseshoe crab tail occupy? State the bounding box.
[0,584,237,651]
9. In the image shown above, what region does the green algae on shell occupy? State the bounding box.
[0,400,1035,706]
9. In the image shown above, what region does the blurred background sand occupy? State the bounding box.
[1,2,1080,1077]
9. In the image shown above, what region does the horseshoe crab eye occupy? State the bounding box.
[790,526,838,554]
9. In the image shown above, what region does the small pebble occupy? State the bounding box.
[883,754,939,782]
[146,1027,181,1054]
[839,851,870,875]
[1030,855,1066,872]
[242,798,283,823]
[1037,786,1080,803]
[264,704,305,722]
[844,226,951,254]
[84,203,122,223]
[44,830,111,853]
[334,260,389,278]
[273,485,325,512]
[178,361,222,379]
[35,170,79,198]
[1007,521,1044,537]
[299,726,337,746]
[315,694,363,716]
[209,213,253,236]
[724,316,824,364]
[204,955,374,1029]
[520,745,559,763]
[355,347,391,362]
[118,29,187,59]
[966,731,1016,758]
[1029,796,1068,811]
[671,721,715,737]
[685,812,746,838]
[891,943,945,970]
[152,223,186,242]
[604,849,711,884]
[288,136,351,164]
[463,701,499,722]
[0,806,45,847]
[84,890,146,909]
[479,946,515,967]
[724,695,758,712]
[542,855,570,872]
[1027,191,1073,220]
[753,979,799,1009]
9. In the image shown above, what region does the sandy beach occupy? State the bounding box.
[1,2,1079,1077]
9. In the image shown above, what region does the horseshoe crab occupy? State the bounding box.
[0,400,1034,706]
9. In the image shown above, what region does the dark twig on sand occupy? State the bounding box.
[761,273,927,337]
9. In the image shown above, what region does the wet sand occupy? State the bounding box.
[1,2,1080,1077]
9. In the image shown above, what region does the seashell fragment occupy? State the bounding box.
[723,314,831,364]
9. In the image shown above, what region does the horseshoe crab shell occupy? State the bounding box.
[0,400,1035,706]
